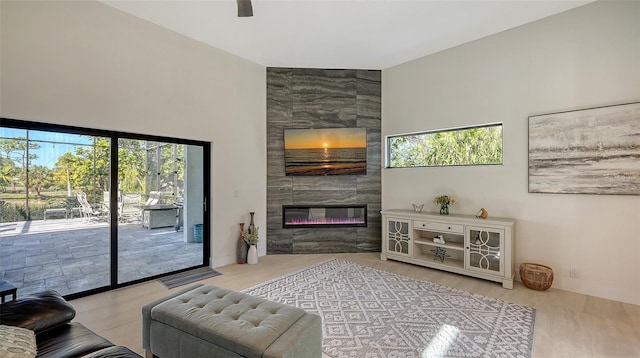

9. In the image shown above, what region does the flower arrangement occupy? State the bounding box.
[433,195,456,206]
[243,227,259,246]
[434,195,456,215]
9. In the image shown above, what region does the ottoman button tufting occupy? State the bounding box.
[143,285,322,357]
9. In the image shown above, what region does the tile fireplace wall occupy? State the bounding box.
[266,68,382,254]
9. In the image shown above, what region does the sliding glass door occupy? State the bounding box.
[0,119,209,298]
[116,139,204,284]
[0,127,112,296]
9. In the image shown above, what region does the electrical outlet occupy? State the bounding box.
[570,268,580,278]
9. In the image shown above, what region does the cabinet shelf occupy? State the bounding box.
[414,238,464,251]
[414,252,464,269]
[381,210,516,289]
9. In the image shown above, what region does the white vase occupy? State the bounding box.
[247,245,258,264]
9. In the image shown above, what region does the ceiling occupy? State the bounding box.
[101,0,593,70]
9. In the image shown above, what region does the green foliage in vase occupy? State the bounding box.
[243,226,259,246]
[434,195,456,206]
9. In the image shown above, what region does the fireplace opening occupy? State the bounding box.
[283,205,367,228]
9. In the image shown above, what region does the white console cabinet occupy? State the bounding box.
[381,210,516,289]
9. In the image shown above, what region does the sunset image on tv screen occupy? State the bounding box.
[284,128,367,175]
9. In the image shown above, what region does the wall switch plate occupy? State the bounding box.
[570,268,580,278]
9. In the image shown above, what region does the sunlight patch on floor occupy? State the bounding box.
[422,324,460,358]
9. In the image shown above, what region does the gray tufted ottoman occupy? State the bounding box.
[142,284,322,358]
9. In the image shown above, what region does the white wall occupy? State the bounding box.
[0,0,267,267]
[382,0,640,305]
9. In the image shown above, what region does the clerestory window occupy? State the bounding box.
[386,123,503,168]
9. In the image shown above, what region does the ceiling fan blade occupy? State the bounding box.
[237,0,253,17]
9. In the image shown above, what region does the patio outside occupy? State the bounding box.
[0,217,202,298]
[0,126,206,298]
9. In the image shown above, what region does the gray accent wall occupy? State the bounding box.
[266,68,381,254]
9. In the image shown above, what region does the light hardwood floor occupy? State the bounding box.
[71,253,640,357]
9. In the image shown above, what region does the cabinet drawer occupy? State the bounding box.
[414,221,464,234]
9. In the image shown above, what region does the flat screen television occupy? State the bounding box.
[284,127,367,176]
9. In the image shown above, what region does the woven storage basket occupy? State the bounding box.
[519,262,554,291]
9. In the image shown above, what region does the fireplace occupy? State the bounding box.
[283,205,367,228]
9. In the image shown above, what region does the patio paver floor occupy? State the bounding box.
[0,217,202,298]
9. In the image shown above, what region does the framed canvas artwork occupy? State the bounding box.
[528,102,640,195]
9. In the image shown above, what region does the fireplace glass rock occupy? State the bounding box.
[283,205,367,228]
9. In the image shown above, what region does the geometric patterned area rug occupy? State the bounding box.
[243,259,536,358]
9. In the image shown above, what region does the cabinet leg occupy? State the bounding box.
[502,279,514,289]
[380,253,387,261]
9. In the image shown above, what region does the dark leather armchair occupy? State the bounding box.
[0,290,140,358]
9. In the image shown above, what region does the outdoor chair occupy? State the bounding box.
[119,193,142,223]
[76,192,109,222]
[144,191,162,206]
[103,191,113,212]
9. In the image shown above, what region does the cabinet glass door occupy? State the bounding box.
[466,227,503,275]
[386,218,410,257]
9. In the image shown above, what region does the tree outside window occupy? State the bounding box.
[387,124,503,168]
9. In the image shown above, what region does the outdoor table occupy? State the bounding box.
[141,204,177,229]
[44,208,68,220]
